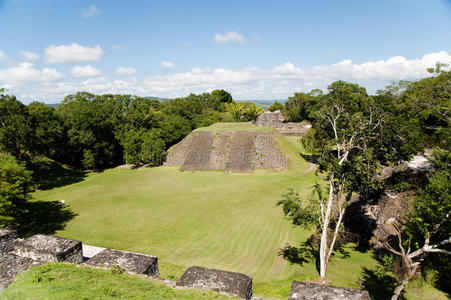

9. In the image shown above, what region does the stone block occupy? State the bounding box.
[0,228,18,252]
[0,253,40,290]
[176,266,252,299]
[14,234,83,263]
[85,249,158,278]
[288,281,370,300]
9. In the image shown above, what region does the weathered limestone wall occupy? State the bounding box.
[255,110,311,136]
[14,234,83,263]
[289,281,370,300]
[1,233,161,290]
[85,248,159,278]
[0,253,41,290]
[0,229,18,252]
[166,130,287,171]
[176,266,253,299]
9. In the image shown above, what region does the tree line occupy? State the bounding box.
[0,89,268,170]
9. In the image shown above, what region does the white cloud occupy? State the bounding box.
[0,51,7,61]
[82,4,99,18]
[45,43,104,64]
[20,50,39,61]
[112,45,124,50]
[71,65,102,78]
[116,67,136,75]
[0,62,63,88]
[214,31,245,43]
[161,61,175,69]
[5,51,451,103]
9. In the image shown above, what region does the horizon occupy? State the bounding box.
[1,0,451,104]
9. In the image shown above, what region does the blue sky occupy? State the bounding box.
[0,0,450,103]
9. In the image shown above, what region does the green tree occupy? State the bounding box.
[268,101,283,112]
[283,89,323,122]
[0,153,33,227]
[0,93,33,160]
[27,102,65,160]
[211,89,233,104]
[226,102,244,121]
[380,150,451,300]
[398,64,450,149]
[122,128,166,166]
[242,103,263,122]
[279,81,391,280]
[57,92,120,169]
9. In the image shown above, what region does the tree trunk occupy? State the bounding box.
[391,278,409,300]
[391,262,418,300]
[319,174,335,280]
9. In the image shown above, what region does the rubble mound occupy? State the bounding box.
[165,124,288,172]
[288,281,370,300]
[176,266,252,299]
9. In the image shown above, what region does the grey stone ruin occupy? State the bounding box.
[176,266,253,299]
[14,234,83,264]
[0,228,18,252]
[288,281,370,300]
[85,248,159,278]
[0,253,40,290]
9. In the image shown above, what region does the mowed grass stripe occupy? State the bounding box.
[32,148,385,299]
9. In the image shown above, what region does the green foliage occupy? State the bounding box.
[283,89,323,122]
[57,93,120,169]
[226,102,244,121]
[122,128,166,166]
[300,128,321,154]
[0,93,33,159]
[278,186,321,228]
[242,102,263,121]
[269,101,283,112]
[210,89,233,104]
[1,89,237,172]
[407,149,451,249]
[395,66,450,150]
[27,102,65,160]
[3,263,236,299]
[110,264,125,275]
[0,153,33,227]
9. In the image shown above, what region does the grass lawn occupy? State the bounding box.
[2,263,236,299]
[23,132,447,299]
[194,122,271,132]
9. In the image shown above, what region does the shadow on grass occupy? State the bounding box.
[279,236,352,276]
[31,159,86,190]
[361,267,401,300]
[300,153,320,164]
[278,243,314,267]
[17,201,77,238]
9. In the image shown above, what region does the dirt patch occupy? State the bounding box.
[166,129,288,172]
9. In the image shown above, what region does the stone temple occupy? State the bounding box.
[255,110,311,136]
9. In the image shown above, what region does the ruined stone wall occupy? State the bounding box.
[255,110,311,136]
[165,130,288,171]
